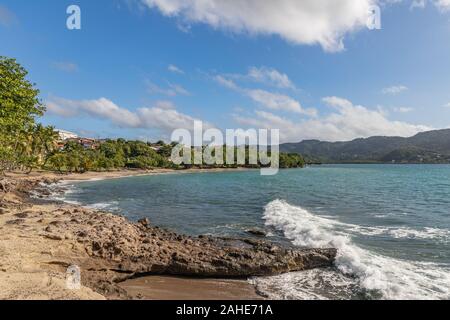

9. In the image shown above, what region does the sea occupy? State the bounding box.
[54,164,450,300]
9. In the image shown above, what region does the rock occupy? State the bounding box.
[44,234,63,241]
[246,228,267,237]
[77,231,88,237]
[65,233,73,240]
[0,208,8,215]
[5,219,25,225]
[14,212,29,219]
[138,218,150,228]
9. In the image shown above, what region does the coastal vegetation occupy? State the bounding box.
[1,56,305,175]
[0,56,59,174]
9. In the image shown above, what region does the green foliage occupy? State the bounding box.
[0,56,56,174]
[43,140,172,173]
[279,153,306,168]
[47,153,67,173]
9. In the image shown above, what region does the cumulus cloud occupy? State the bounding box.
[154,100,177,109]
[168,64,184,74]
[46,96,208,133]
[393,107,414,113]
[146,80,190,96]
[410,0,427,9]
[436,0,450,10]
[247,89,317,116]
[141,0,376,52]
[219,66,296,90]
[214,75,317,116]
[247,67,295,89]
[410,0,450,10]
[382,85,408,95]
[234,96,431,142]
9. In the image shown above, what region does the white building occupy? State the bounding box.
[57,129,78,141]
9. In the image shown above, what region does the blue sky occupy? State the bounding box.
[1,0,450,142]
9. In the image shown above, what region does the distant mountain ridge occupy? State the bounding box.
[280,129,450,163]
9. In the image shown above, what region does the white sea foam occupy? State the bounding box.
[343,224,450,242]
[260,200,450,300]
[86,201,119,211]
[35,181,119,211]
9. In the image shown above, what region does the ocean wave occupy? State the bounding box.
[260,199,450,300]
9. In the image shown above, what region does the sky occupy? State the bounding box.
[1,0,450,143]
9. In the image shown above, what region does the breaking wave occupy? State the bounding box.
[258,200,450,300]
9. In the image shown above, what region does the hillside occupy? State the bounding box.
[280,129,450,164]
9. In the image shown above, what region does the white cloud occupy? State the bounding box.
[247,89,317,116]
[247,67,295,89]
[443,102,450,108]
[219,66,297,89]
[46,99,79,118]
[146,80,190,96]
[234,96,431,142]
[214,74,317,116]
[435,0,450,10]
[393,107,414,113]
[411,0,427,9]
[46,97,208,133]
[52,61,79,73]
[410,0,450,10]
[141,0,376,52]
[168,64,184,74]
[154,100,177,109]
[214,75,240,90]
[382,85,408,95]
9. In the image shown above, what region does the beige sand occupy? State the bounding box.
[0,200,105,300]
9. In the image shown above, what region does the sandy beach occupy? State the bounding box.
[0,169,335,300]
[7,167,253,182]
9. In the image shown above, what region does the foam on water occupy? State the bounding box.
[86,201,119,211]
[37,181,119,211]
[259,199,450,300]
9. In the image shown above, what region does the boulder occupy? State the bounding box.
[138,218,150,228]
[246,228,267,237]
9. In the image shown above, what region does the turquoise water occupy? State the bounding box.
[61,165,450,300]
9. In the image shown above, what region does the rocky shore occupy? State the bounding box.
[0,173,336,300]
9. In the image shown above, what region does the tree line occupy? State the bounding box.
[0,56,305,175]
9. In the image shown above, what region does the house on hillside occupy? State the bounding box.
[57,129,78,141]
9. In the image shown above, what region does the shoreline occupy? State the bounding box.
[0,170,336,300]
[6,167,255,183]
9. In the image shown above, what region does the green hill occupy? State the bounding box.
[280,129,450,164]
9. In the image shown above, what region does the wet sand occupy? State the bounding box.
[119,276,263,300]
